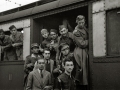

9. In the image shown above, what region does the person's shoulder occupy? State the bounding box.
[45,70,51,75]
[58,73,66,79]
[26,55,31,58]
[17,32,23,36]
[50,59,54,62]
[4,35,10,39]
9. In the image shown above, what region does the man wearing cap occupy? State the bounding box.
[24,43,43,88]
[0,29,17,61]
[9,25,23,60]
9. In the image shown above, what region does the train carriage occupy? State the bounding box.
[0,0,120,90]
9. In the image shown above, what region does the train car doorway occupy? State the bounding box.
[31,5,89,89]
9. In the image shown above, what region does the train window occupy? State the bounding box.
[0,28,24,61]
[106,9,120,56]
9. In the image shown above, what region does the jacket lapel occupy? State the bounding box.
[34,70,41,84]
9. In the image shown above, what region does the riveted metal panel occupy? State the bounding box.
[93,11,106,57]
[23,27,30,60]
[92,0,105,13]
[105,0,120,10]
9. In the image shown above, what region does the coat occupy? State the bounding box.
[26,69,52,90]
[24,54,43,87]
[0,35,17,61]
[71,25,88,85]
[10,32,23,60]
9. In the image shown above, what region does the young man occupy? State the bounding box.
[40,29,51,52]
[49,29,59,62]
[24,43,42,87]
[26,58,53,90]
[9,25,23,60]
[56,25,75,65]
[0,29,16,61]
[42,48,54,73]
[73,15,88,89]
[55,58,76,90]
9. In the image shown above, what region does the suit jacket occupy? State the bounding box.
[26,69,52,90]
[45,59,54,73]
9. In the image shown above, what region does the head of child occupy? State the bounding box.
[59,25,68,37]
[41,29,49,39]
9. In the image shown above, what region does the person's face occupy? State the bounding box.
[59,28,68,36]
[31,47,39,54]
[43,50,50,60]
[64,61,74,73]
[0,32,5,39]
[61,45,70,56]
[10,27,17,35]
[42,32,49,39]
[37,59,45,70]
[50,32,57,40]
[77,19,85,29]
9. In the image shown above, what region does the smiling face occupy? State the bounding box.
[59,27,68,37]
[64,61,74,73]
[50,32,57,40]
[41,32,49,39]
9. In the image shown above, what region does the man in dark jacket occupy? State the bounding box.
[55,58,76,90]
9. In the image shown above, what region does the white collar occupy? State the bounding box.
[38,69,44,73]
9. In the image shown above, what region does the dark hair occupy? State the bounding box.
[43,48,50,53]
[63,57,74,66]
[9,25,16,30]
[0,29,5,34]
[59,25,67,31]
[58,43,69,51]
[50,29,58,34]
[36,57,44,63]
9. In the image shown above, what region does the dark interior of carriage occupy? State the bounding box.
[32,6,88,44]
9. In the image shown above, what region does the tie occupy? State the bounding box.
[40,70,43,78]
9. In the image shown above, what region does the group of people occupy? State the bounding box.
[24,15,89,90]
[0,25,23,61]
